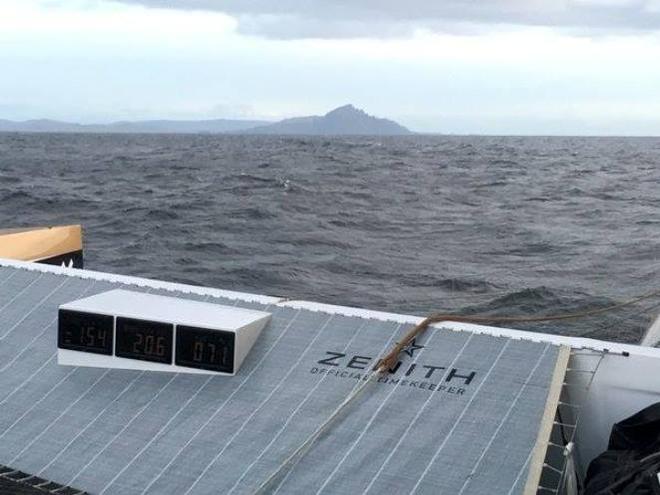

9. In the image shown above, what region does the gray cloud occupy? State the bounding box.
[113,0,660,38]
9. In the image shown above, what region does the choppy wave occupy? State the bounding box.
[0,133,658,342]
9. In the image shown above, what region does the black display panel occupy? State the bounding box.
[58,310,113,355]
[115,317,173,364]
[175,326,235,373]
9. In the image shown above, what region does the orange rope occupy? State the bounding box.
[373,289,660,372]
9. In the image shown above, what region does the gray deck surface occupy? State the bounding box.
[0,263,560,494]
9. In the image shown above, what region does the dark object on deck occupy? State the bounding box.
[0,464,86,494]
[0,477,48,494]
[584,402,660,494]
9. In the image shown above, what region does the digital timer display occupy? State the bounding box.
[58,310,113,355]
[115,317,173,364]
[175,326,235,373]
[58,289,269,375]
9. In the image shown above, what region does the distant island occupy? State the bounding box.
[0,105,412,136]
[246,105,411,135]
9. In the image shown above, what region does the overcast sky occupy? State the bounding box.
[1,0,660,134]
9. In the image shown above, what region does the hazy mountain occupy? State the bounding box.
[0,118,269,134]
[246,105,411,135]
[0,105,411,135]
[0,119,87,133]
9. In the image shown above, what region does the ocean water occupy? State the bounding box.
[0,133,658,342]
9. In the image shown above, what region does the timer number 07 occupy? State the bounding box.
[192,340,227,365]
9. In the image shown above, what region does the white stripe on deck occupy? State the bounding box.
[361,332,478,495]
[37,371,146,477]
[140,308,302,495]
[315,329,475,495]
[0,273,43,318]
[0,280,96,373]
[229,322,403,495]
[181,313,335,495]
[1,278,69,340]
[0,269,18,288]
[0,367,78,442]
[409,340,512,494]
[9,369,112,465]
[456,344,551,495]
[66,373,179,487]
[270,323,409,495]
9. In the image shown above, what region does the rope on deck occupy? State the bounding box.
[374,288,660,372]
[252,288,660,494]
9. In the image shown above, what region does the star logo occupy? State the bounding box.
[400,338,425,358]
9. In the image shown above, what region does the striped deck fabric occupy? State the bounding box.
[0,261,562,495]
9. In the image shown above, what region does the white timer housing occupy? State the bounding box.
[57,289,271,375]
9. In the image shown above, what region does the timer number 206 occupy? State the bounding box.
[133,333,167,357]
